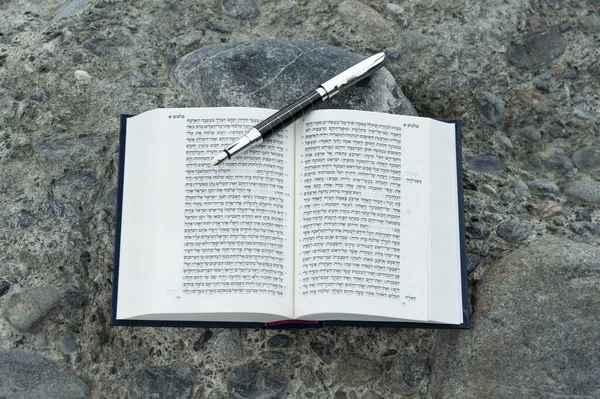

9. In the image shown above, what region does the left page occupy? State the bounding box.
[116,108,295,322]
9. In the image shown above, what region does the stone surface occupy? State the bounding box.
[3,286,62,332]
[572,145,600,171]
[34,134,107,164]
[222,0,260,20]
[227,362,288,398]
[0,349,90,399]
[464,153,504,175]
[507,30,567,69]
[0,278,10,297]
[335,353,382,387]
[51,0,88,24]
[545,152,573,174]
[516,126,541,141]
[526,178,559,195]
[128,364,194,399]
[338,0,394,40]
[429,236,600,398]
[172,39,416,115]
[496,219,533,243]
[565,180,600,205]
[52,170,97,202]
[474,91,505,125]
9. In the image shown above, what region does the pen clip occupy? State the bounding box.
[319,52,386,100]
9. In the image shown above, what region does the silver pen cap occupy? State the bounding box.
[318,52,386,100]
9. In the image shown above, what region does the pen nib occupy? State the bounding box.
[211,152,228,166]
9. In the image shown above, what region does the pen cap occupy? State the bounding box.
[319,52,386,100]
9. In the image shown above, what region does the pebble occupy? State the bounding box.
[507,30,566,69]
[514,179,529,197]
[572,146,600,171]
[52,170,97,202]
[128,364,194,399]
[42,199,81,221]
[0,260,29,278]
[206,19,235,33]
[545,153,573,174]
[58,335,80,355]
[95,185,118,213]
[526,179,560,195]
[474,91,505,125]
[83,37,119,56]
[578,14,600,33]
[13,210,36,229]
[466,254,482,273]
[212,329,244,361]
[2,286,62,332]
[335,353,382,387]
[193,330,214,351]
[267,333,293,348]
[175,30,204,47]
[573,107,596,120]
[588,60,600,76]
[402,361,428,389]
[496,220,533,243]
[222,0,260,20]
[74,70,91,82]
[227,362,288,398]
[568,221,598,237]
[0,278,10,297]
[466,221,491,240]
[52,0,88,24]
[34,134,108,162]
[260,351,287,360]
[564,180,600,205]
[0,349,90,398]
[65,288,87,308]
[516,126,541,141]
[338,0,394,39]
[464,153,504,176]
[125,70,157,87]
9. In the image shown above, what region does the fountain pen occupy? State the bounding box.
[211,52,386,166]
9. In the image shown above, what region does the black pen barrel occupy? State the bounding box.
[255,91,323,138]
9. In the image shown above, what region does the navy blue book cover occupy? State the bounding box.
[111,115,468,329]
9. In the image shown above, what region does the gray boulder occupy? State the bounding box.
[428,236,600,398]
[172,39,416,115]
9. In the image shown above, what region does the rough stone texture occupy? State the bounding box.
[526,178,559,195]
[0,349,90,399]
[474,91,504,125]
[572,145,600,171]
[227,362,288,398]
[1,0,600,397]
[507,30,567,69]
[565,180,600,205]
[129,364,194,399]
[2,287,62,332]
[496,219,533,243]
[172,39,417,115]
[429,236,600,398]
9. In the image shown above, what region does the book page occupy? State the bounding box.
[116,107,295,322]
[294,110,430,321]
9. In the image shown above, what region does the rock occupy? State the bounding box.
[526,179,559,195]
[0,260,28,278]
[212,329,244,361]
[222,0,260,20]
[129,364,194,399]
[573,107,596,120]
[466,253,482,273]
[572,145,600,170]
[267,334,293,348]
[429,236,600,398]
[51,0,88,24]
[193,330,213,351]
[227,362,288,399]
[172,39,416,115]
[52,170,97,202]
[514,179,529,197]
[507,30,567,70]
[545,152,573,174]
[496,220,533,243]
[578,14,600,33]
[83,37,119,56]
[474,91,504,125]
[206,19,235,33]
[65,288,87,308]
[42,200,81,221]
[13,210,36,229]
[74,70,91,82]
[95,186,118,213]
[589,60,600,76]
[2,286,62,332]
[338,0,394,40]
[125,70,157,87]
[0,349,90,398]
[174,30,204,47]
[58,335,79,356]
[335,353,382,387]
[565,180,600,205]
[0,278,10,297]
[464,153,504,176]
[34,134,107,163]
[516,126,541,141]
[402,361,428,389]
[260,351,287,360]
[466,221,491,240]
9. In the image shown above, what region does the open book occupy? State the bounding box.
[111,107,468,328]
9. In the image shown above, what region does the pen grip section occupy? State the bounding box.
[255,91,323,138]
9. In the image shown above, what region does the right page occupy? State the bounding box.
[295,110,432,322]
